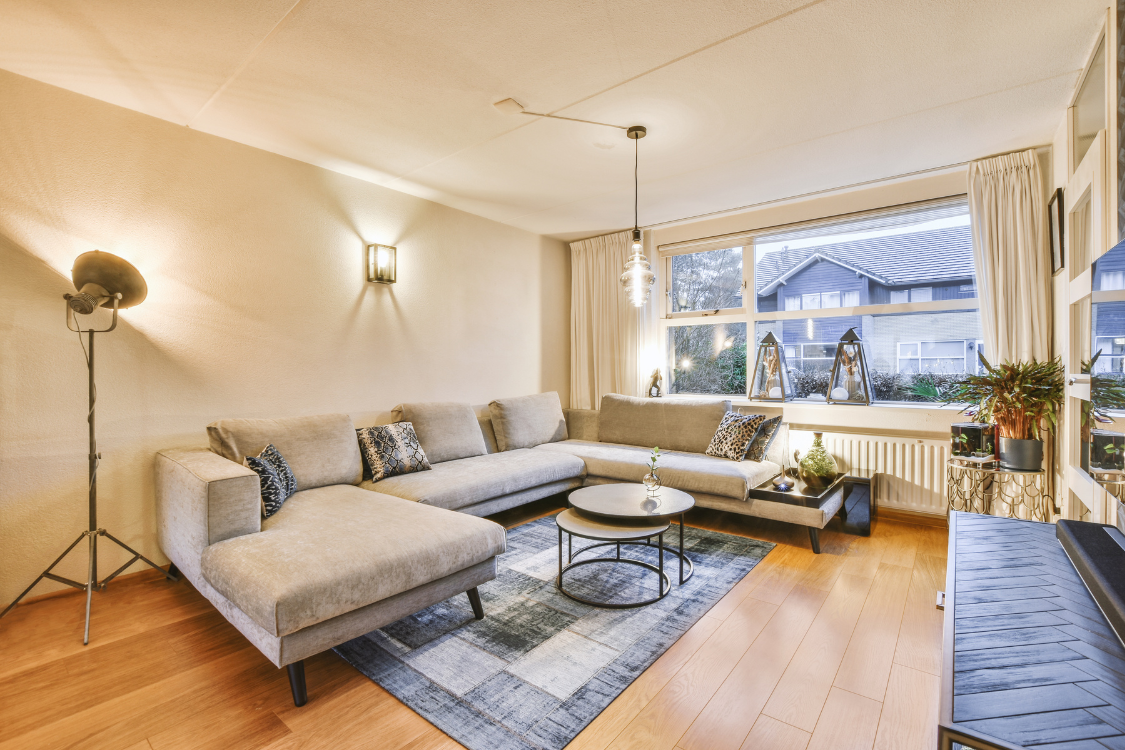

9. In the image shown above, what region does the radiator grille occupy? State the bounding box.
[789,430,949,516]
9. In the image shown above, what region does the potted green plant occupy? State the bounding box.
[945,355,1064,471]
[644,447,661,492]
[1083,351,1125,472]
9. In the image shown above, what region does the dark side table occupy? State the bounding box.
[746,469,873,553]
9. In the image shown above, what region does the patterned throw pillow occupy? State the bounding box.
[705,412,767,461]
[357,423,432,481]
[246,443,297,518]
[746,416,783,462]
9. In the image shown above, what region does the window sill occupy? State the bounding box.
[661,393,964,437]
[662,393,964,410]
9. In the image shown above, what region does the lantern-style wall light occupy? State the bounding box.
[366,244,396,284]
[750,332,792,401]
[827,328,873,405]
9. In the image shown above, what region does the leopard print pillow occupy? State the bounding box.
[705,412,766,461]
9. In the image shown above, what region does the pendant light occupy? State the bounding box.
[620,125,654,307]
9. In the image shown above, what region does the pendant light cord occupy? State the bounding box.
[634,137,639,232]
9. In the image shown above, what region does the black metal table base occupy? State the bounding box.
[555,515,693,609]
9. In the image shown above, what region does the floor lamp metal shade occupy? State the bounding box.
[67,250,147,314]
[0,249,173,644]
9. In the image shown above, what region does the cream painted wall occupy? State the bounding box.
[0,70,570,605]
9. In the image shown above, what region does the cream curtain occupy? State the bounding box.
[569,231,641,409]
[967,149,1052,363]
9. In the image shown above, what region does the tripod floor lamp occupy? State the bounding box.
[0,250,174,644]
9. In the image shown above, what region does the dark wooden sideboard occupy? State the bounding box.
[939,511,1125,749]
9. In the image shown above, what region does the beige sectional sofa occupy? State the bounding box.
[154,391,836,708]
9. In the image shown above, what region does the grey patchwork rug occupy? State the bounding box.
[334,515,774,750]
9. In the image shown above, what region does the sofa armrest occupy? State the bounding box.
[155,448,261,575]
[765,422,789,467]
[565,409,599,441]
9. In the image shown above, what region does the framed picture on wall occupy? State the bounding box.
[1049,187,1064,275]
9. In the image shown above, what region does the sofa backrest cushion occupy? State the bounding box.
[597,394,731,454]
[489,392,568,451]
[392,402,487,464]
[207,413,362,490]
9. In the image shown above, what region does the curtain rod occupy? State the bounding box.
[642,144,1050,232]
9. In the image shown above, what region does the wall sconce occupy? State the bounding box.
[366,244,396,284]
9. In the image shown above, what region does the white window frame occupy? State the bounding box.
[657,195,980,400]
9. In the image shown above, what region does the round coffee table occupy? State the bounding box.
[555,509,671,608]
[568,484,695,585]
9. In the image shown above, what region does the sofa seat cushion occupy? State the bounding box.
[200,484,506,638]
[536,440,779,501]
[360,449,586,511]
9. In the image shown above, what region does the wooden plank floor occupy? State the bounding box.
[0,492,947,750]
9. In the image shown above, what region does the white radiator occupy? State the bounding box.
[789,429,949,516]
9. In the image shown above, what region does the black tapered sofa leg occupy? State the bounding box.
[467,587,485,620]
[287,660,308,707]
[808,527,821,554]
[167,563,181,581]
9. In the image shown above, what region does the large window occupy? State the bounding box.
[660,197,981,401]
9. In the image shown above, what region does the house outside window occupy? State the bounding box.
[660,196,981,400]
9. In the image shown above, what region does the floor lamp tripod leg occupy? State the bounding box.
[0,531,88,619]
[83,531,95,646]
[101,531,177,581]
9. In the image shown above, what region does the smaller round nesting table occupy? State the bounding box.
[556,484,696,609]
[555,509,671,608]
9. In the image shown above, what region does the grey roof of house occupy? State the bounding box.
[755,225,974,295]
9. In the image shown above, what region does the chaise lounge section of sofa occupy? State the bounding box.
[155,413,508,707]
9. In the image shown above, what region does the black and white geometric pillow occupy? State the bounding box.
[746,416,783,462]
[706,412,767,461]
[357,423,431,482]
[246,443,298,518]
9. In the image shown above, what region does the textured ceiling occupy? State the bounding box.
[0,0,1108,240]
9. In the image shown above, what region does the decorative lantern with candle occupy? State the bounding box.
[826,328,873,405]
[750,332,792,401]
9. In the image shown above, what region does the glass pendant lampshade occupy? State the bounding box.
[827,328,873,405]
[621,228,655,307]
[621,125,653,308]
[750,331,792,401]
